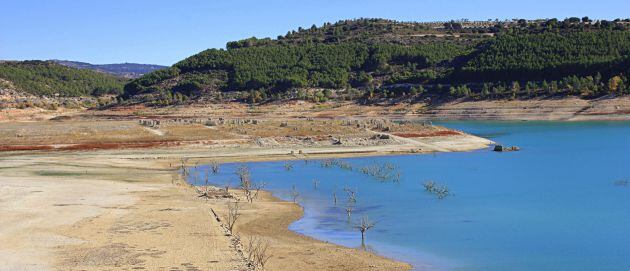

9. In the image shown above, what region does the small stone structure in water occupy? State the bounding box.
[493,145,520,152]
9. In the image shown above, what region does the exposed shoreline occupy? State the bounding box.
[0,132,491,270]
[4,96,630,123]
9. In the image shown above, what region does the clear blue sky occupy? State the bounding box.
[2,0,629,65]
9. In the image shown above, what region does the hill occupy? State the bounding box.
[52,60,167,79]
[0,61,127,97]
[124,18,630,105]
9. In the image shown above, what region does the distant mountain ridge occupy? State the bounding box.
[0,60,126,97]
[52,60,167,79]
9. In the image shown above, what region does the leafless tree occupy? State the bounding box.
[344,187,357,204]
[251,182,266,203]
[355,215,376,246]
[236,164,250,183]
[224,181,231,193]
[290,185,299,203]
[393,172,401,183]
[246,236,273,269]
[196,170,212,201]
[312,179,320,190]
[255,241,272,268]
[423,181,436,191]
[283,161,294,171]
[423,180,451,199]
[204,169,210,186]
[210,160,220,174]
[236,165,263,203]
[226,201,240,232]
[180,158,190,177]
[345,205,354,221]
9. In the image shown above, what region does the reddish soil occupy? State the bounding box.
[0,141,181,152]
[0,145,55,151]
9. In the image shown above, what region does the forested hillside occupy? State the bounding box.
[0,61,126,97]
[458,31,630,81]
[124,18,630,104]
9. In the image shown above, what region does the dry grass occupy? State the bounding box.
[0,120,157,145]
[223,119,364,138]
[160,124,239,141]
[0,120,242,151]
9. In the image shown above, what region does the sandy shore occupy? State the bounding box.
[0,134,491,270]
[0,153,247,271]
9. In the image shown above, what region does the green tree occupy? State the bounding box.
[608,76,623,94]
[510,81,520,99]
[481,83,490,98]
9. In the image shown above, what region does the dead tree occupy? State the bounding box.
[355,215,376,246]
[179,158,189,177]
[246,236,273,269]
[290,185,299,203]
[224,181,231,193]
[236,165,264,203]
[236,164,253,202]
[210,160,220,174]
[344,187,357,204]
[179,158,190,177]
[226,201,240,232]
[192,169,212,201]
[345,205,354,221]
[394,172,401,183]
[252,182,266,203]
[196,186,212,201]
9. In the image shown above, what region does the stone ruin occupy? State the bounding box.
[341,118,432,130]
[138,117,262,128]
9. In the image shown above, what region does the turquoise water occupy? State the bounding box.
[188,121,630,271]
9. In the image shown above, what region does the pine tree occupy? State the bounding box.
[541,80,549,95]
[510,81,520,99]
[549,81,558,95]
[481,83,490,98]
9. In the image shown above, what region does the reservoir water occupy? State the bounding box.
[188,121,630,271]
